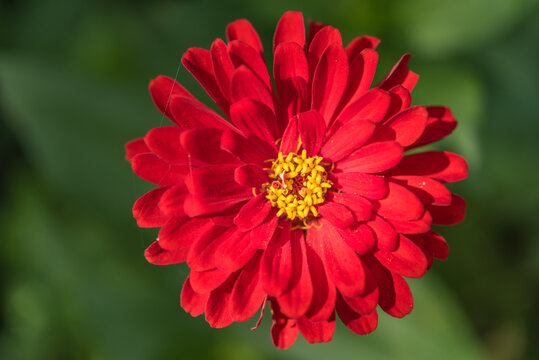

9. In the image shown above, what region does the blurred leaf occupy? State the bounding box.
[393,0,539,58]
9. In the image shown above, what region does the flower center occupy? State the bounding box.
[264,150,332,221]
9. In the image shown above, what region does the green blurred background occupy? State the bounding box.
[1,0,538,359]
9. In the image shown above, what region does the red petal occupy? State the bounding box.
[346,36,381,60]
[421,231,449,260]
[131,153,187,186]
[182,47,230,116]
[180,128,239,164]
[320,119,375,162]
[183,193,251,217]
[427,193,466,225]
[234,164,267,187]
[125,138,149,161]
[336,141,403,173]
[307,26,342,82]
[311,219,366,297]
[277,230,313,318]
[149,75,194,120]
[144,241,188,265]
[297,110,326,156]
[375,182,424,221]
[159,183,188,217]
[145,126,190,165]
[205,274,237,328]
[251,215,279,249]
[189,268,230,294]
[270,302,298,349]
[226,19,264,57]
[279,115,299,154]
[276,76,309,124]
[261,222,293,296]
[228,40,272,90]
[378,54,418,92]
[385,151,468,183]
[181,276,209,317]
[274,42,309,120]
[367,215,398,251]
[311,42,349,125]
[273,11,305,49]
[230,66,274,113]
[391,175,451,206]
[296,315,335,344]
[375,234,428,278]
[336,295,378,335]
[133,186,169,228]
[384,85,411,120]
[331,192,373,222]
[210,38,235,101]
[337,88,391,124]
[234,193,272,231]
[408,106,457,149]
[341,266,379,315]
[230,252,266,321]
[318,202,355,229]
[220,129,276,165]
[187,164,247,198]
[187,226,229,271]
[364,254,414,318]
[304,232,337,321]
[168,95,235,131]
[338,48,378,110]
[332,172,388,200]
[230,98,278,145]
[389,210,432,234]
[214,229,257,273]
[336,223,376,255]
[373,106,428,147]
[306,20,326,49]
[158,217,213,251]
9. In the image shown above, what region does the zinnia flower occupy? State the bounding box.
[125,11,468,348]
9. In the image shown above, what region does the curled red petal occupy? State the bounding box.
[125,138,150,161]
[426,193,467,225]
[375,182,424,221]
[189,268,231,294]
[270,301,298,349]
[261,222,293,296]
[133,186,170,228]
[336,294,378,335]
[230,252,266,321]
[149,75,194,120]
[226,19,264,57]
[378,53,419,92]
[131,153,188,186]
[181,276,209,317]
[144,241,188,265]
[385,151,468,183]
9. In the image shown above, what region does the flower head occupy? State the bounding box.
[126,11,467,348]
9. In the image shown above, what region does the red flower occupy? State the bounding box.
[126,11,467,348]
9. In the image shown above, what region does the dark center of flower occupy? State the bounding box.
[263,150,332,221]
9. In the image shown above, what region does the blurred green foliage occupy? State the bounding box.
[1,0,538,359]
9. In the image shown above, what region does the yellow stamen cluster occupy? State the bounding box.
[264,150,332,221]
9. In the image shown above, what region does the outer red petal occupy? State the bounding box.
[181,276,209,317]
[226,19,264,57]
[261,222,293,296]
[230,252,266,321]
[385,151,468,183]
[131,153,188,186]
[375,234,428,278]
[372,106,428,147]
[277,230,313,318]
[210,38,235,101]
[336,141,403,174]
[375,182,424,221]
[427,193,467,225]
[270,301,298,349]
[273,11,305,49]
[296,314,335,344]
[407,106,457,150]
[205,273,238,328]
[149,75,194,120]
[307,26,342,82]
[336,295,378,335]
[144,126,191,165]
[214,229,257,273]
[144,241,188,265]
[189,268,230,294]
[346,36,381,60]
[378,54,419,92]
[133,186,170,228]
[125,138,150,161]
